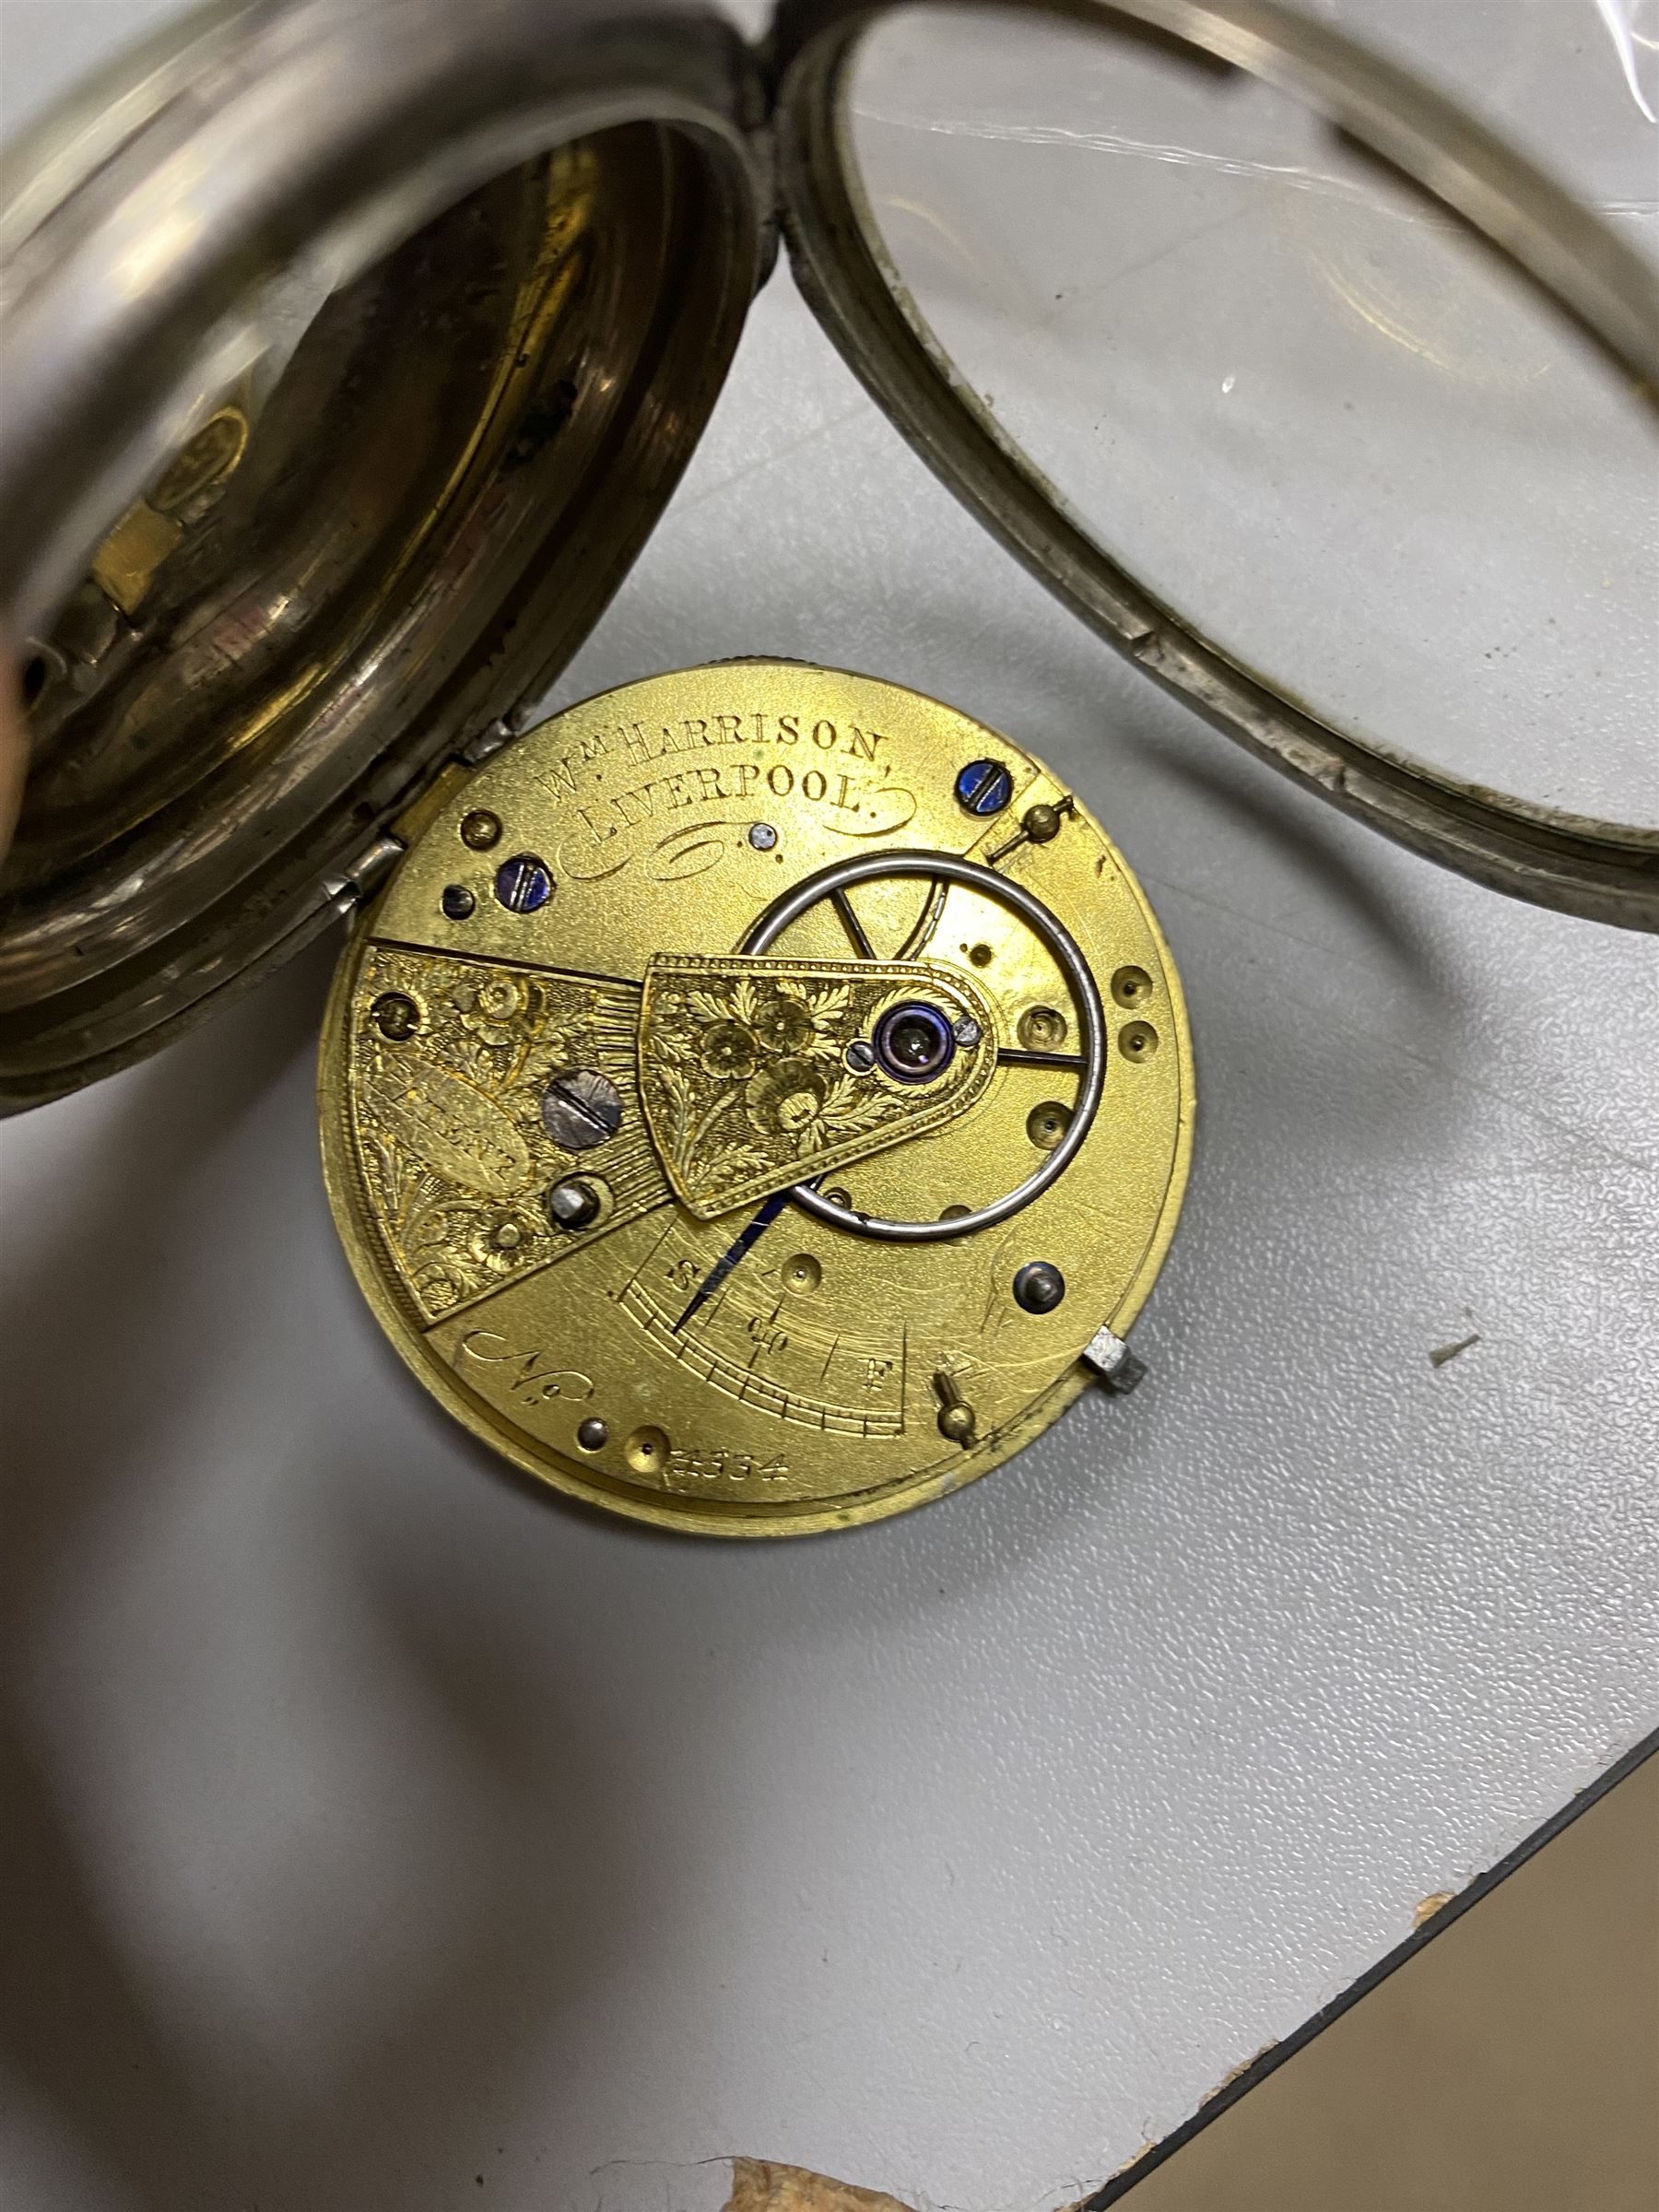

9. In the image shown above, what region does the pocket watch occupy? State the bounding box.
[1,0,1653,1533]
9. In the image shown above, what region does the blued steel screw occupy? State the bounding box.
[494,853,554,912]
[954,759,1014,817]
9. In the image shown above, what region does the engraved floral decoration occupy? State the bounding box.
[638,958,989,1218]
[348,947,655,1323]
[752,994,817,1056]
[700,1020,758,1080]
[744,1058,833,1147]
[456,973,532,1051]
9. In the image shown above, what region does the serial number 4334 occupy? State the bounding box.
[665,1448,789,1488]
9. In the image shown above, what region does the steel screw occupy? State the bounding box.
[1013,1261,1066,1314]
[844,1038,877,1073]
[370,992,420,1041]
[546,1177,603,1230]
[441,884,475,921]
[952,1014,982,1047]
[541,1068,622,1150]
[460,809,502,851]
[749,822,779,851]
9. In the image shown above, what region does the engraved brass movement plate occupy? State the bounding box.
[320,664,1192,1533]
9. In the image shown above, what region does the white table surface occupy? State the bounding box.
[2,6,1656,2208]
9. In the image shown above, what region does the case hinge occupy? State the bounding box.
[324,832,406,914]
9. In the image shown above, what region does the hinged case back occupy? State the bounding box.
[0,0,765,1107]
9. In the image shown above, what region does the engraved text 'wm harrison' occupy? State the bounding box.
[533,708,913,847]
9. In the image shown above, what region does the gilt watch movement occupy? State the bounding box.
[319,664,1194,1533]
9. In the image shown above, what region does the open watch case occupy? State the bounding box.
[1,0,1653,1529]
